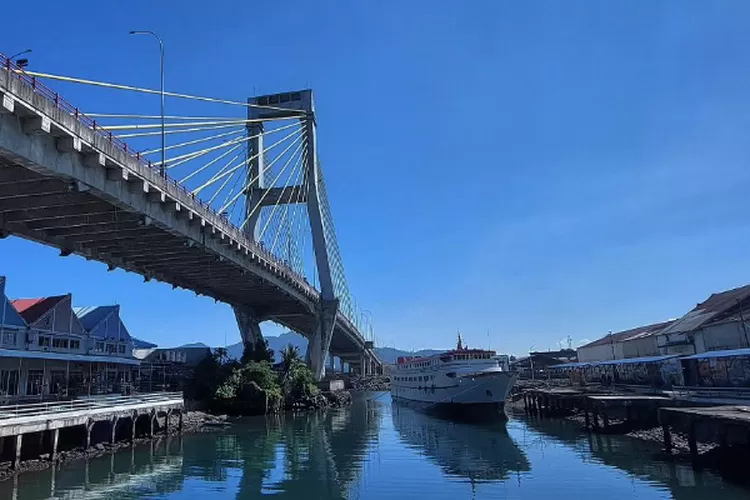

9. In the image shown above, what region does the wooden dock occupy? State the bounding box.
[659,405,750,459]
[0,392,184,469]
[522,388,677,431]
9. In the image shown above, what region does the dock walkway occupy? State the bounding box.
[0,392,184,468]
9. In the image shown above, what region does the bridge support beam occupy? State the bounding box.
[306,299,339,380]
[233,305,263,348]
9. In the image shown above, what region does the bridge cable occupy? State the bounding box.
[273,149,308,263]
[161,121,301,170]
[21,70,308,115]
[192,125,304,196]
[177,144,243,185]
[240,139,306,231]
[140,128,244,156]
[219,132,306,216]
[269,149,307,256]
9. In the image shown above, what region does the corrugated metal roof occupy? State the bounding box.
[0,348,140,365]
[597,354,678,366]
[74,305,132,341]
[681,348,750,360]
[132,337,158,349]
[0,277,27,329]
[74,306,115,331]
[578,320,675,349]
[12,296,67,324]
[660,285,750,335]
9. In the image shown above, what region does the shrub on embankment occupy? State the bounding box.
[186,343,326,415]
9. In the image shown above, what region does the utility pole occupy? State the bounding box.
[737,298,749,347]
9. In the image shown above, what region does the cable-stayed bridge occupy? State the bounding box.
[0,53,381,379]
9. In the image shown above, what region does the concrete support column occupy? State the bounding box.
[131,412,138,441]
[110,417,118,444]
[232,305,263,349]
[85,419,94,449]
[13,434,22,469]
[306,299,339,380]
[51,429,59,461]
[149,410,156,437]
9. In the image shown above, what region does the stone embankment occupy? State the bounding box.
[349,375,390,392]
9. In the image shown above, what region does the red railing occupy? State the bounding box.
[0,52,320,299]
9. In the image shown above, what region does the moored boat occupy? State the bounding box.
[391,334,516,419]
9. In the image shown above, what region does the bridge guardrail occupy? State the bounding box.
[0,52,319,299]
[0,392,183,420]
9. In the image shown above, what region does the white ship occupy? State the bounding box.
[391,334,517,418]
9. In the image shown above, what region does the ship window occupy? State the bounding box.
[446,372,456,378]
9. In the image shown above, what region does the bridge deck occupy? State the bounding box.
[0,58,377,361]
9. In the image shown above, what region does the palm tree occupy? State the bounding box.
[281,344,301,374]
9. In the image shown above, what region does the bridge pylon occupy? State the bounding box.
[232,89,339,379]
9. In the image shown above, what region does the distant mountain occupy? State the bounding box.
[223,332,308,362]
[220,332,443,365]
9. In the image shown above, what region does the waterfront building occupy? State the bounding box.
[0,276,139,402]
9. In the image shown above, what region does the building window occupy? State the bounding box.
[38,336,50,347]
[118,344,126,354]
[0,369,19,396]
[27,370,44,396]
[95,341,104,352]
[52,338,69,349]
[1,331,15,346]
[70,340,80,350]
[106,343,117,354]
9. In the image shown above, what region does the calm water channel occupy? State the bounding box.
[1,393,749,499]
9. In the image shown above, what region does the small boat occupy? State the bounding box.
[391,334,517,419]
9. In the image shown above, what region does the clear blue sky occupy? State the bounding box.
[2,1,750,355]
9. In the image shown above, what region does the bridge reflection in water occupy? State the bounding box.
[0,395,383,500]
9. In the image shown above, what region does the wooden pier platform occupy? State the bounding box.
[659,405,750,459]
[0,392,184,469]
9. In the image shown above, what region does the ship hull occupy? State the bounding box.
[391,372,516,421]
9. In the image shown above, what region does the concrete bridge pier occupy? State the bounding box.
[306,299,339,380]
[233,305,263,347]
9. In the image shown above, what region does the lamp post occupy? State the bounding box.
[529,344,535,380]
[8,49,32,61]
[129,31,165,176]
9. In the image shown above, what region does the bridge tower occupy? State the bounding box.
[232,90,338,379]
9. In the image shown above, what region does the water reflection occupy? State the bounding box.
[523,415,750,500]
[2,439,185,500]
[391,402,530,482]
[0,394,384,500]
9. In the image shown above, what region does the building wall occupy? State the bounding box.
[577,342,622,362]
[621,336,659,358]
[694,321,750,353]
[0,357,133,399]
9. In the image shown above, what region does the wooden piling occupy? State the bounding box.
[51,429,59,461]
[688,421,698,459]
[13,434,22,469]
[662,424,672,453]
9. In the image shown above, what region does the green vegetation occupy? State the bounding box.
[188,342,320,415]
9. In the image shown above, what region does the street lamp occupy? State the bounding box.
[529,344,536,380]
[129,30,165,177]
[9,49,32,61]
